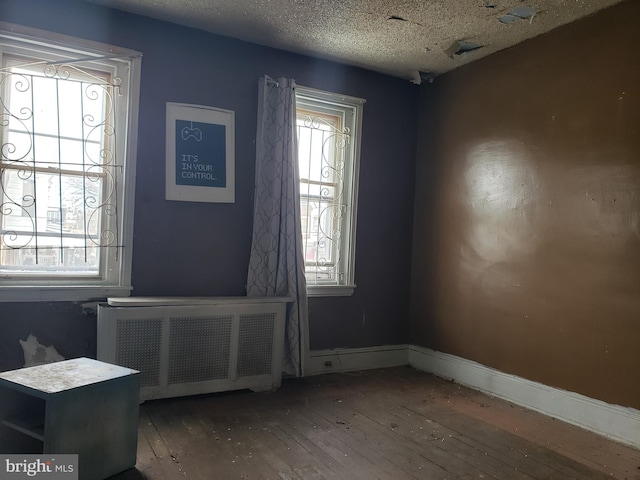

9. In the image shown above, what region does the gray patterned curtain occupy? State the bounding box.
[247,76,309,377]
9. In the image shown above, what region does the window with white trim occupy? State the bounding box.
[295,87,364,297]
[0,25,141,301]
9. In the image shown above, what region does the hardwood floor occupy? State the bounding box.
[110,367,640,480]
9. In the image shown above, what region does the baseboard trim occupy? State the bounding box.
[408,345,640,449]
[306,345,408,376]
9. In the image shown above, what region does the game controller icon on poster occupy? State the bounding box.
[181,122,203,141]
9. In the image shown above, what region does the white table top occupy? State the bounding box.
[0,357,138,394]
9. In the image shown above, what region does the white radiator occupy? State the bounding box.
[97,296,290,402]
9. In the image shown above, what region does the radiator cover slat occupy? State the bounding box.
[167,315,233,384]
[238,313,275,377]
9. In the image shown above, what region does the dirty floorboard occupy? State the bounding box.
[109,366,640,480]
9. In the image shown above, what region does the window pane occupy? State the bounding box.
[0,168,102,274]
[82,83,110,148]
[300,198,340,266]
[5,72,34,132]
[3,133,99,173]
[0,245,99,274]
[57,79,84,139]
[32,134,61,168]
[297,118,339,184]
[31,75,60,136]
[1,169,102,236]
[60,137,82,168]
[297,124,312,180]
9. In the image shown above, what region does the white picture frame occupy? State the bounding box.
[166,102,235,203]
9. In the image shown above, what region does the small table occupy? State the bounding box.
[0,358,140,480]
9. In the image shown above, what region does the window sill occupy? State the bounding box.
[307,285,356,297]
[0,286,132,303]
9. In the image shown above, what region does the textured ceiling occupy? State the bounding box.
[84,0,622,81]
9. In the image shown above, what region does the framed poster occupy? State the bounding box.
[166,103,235,203]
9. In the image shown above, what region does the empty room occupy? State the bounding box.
[0,0,638,478]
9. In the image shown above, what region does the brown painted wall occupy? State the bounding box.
[0,0,417,369]
[411,0,640,409]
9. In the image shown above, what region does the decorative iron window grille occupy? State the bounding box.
[295,87,364,294]
[0,57,119,275]
[0,26,140,300]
